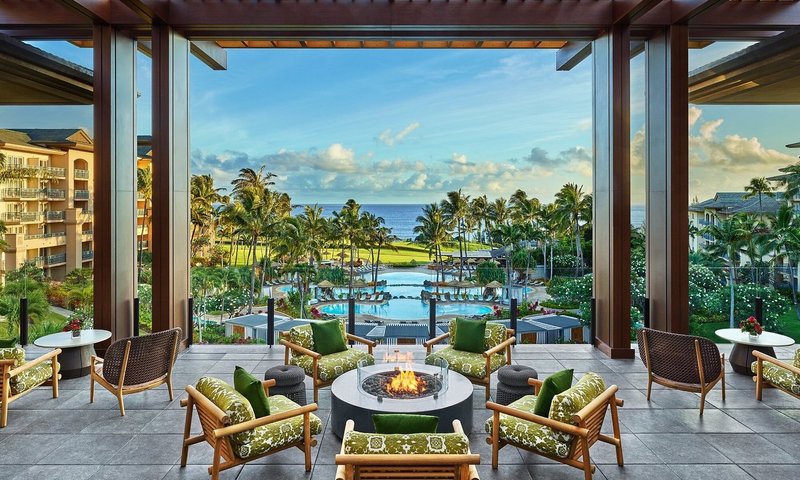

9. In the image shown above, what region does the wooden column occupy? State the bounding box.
[151,23,190,345]
[93,25,137,347]
[645,25,689,334]
[592,24,634,358]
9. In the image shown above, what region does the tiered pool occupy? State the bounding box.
[318,271,525,321]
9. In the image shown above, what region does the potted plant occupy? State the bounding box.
[63,316,83,337]
[739,316,763,341]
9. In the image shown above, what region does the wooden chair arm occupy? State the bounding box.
[0,359,14,368]
[486,401,588,437]
[261,378,276,396]
[753,350,800,376]
[213,402,318,438]
[484,336,516,357]
[8,348,62,378]
[346,333,376,347]
[280,339,322,359]
[423,332,450,350]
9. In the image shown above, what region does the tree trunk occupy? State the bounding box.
[728,265,735,328]
[375,243,382,294]
[249,235,257,314]
[574,221,582,275]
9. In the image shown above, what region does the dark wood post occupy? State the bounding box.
[92,25,137,352]
[348,297,356,345]
[645,25,689,334]
[151,23,191,348]
[592,24,634,358]
[267,298,275,346]
[429,297,437,340]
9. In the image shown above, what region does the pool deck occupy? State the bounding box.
[3,343,798,479]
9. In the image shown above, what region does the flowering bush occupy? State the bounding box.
[739,316,763,336]
[310,306,322,319]
[708,284,790,331]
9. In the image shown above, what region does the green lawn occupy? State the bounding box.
[693,310,800,344]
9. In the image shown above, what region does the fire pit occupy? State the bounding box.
[330,351,474,438]
[357,352,448,401]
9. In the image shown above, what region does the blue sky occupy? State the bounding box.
[2,40,798,205]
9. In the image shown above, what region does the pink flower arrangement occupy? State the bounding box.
[739,316,763,336]
[492,304,502,318]
[310,307,322,319]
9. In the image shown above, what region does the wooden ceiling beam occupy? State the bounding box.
[556,41,592,71]
[190,40,227,70]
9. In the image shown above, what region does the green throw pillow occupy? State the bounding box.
[372,414,439,434]
[233,366,270,418]
[533,369,574,417]
[0,337,17,348]
[311,320,347,355]
[453,318,486,353]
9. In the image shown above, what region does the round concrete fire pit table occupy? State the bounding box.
[34,329,112,379]
[715,328,795,375]
[330,363,474,439]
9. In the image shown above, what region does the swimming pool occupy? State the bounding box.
[318,298,492,320]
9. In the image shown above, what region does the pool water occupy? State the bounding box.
[319,298,492,320]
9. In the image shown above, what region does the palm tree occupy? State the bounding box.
[554,183,592,273]
[470,195,489,244]
[372,226,396,292]
[333,200,363,296]
[492,223,524,303]
[190,174,226,255]
[702,215,748,327]
[136,166,153,282]
[743,177,775,217]
[767,204,800,311]
[775,162,800,202]
[442,190,470,281]
[538,203,560,280]
[414,203,448,286]
[510,190,541,290]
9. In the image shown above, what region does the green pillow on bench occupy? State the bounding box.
[373,414,439,434]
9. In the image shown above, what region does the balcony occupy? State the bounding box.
[24,231,67,247]
[2,188,19,199]
[137,208,147,217]
[74,168,89,179]
[43,188,66,200]
[82,250,94,261]
[45,210,65,221]
[2,211,45,224]
[35,253,67,266]
[75,189,90,200]
[42,166,66,178]
[19,188,39,199]
[81,229,93,240]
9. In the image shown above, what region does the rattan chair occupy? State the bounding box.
[637,328,725,415]
[90,328,181,415]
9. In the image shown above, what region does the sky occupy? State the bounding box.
[1,40,798,205]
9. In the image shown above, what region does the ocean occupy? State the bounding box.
[295,204,647,241]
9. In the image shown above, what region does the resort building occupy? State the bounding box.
[689,191,785,251]
[0,128,94,280]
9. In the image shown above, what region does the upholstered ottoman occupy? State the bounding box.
[265,364,307,405]
[496,364,537,405]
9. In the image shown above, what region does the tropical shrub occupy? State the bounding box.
[315,266,347,285]
[475,261,505,285]
[707,284,791,331]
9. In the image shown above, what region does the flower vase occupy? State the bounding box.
[72,329,81,338]
[748,334,758,342]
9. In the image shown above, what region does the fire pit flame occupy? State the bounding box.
[385,366,427,396]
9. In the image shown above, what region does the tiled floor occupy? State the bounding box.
[2,343,799,479]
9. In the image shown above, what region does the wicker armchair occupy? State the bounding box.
[485,373,623,480]
[90,328,180,415]
[424,320,515,400]
[335,419,480,480]
[281,322,376,403]
[637,328,725,415]
[753,349,800,400]
[1,347,61,428]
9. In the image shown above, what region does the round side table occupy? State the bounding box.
[715,328,794,375]
[265,365,307,405]
[34,329,112,379]
[496,365,538,405]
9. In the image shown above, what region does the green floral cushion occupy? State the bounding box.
[236,394,322,459]
[343,431,470,455]
[196,376,257,447]
[549,372,606,442]
[752,355,800,395]
[0,347,26,369]
[795,348,800,369]
[10,361,59,395]
[425,346,505,379]
[484,394,571,458]
[448,319,506,351]
[288,322,347,357]
[290,348,374,382]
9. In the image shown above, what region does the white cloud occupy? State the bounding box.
[376,122,420,146]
